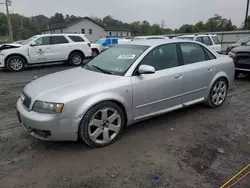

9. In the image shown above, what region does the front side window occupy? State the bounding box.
[50,36,69,44]
[68,35,85,42]
[84,44,149,75]
[140,43,178,71]
[34,36,50,46]
[211,36,220,45]
[202,36,213,46]
[180,43,206,64]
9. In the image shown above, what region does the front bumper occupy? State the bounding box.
[16,98,78,141]
[0,55,5,67]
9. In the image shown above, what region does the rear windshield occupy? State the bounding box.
[211,36,220,45]
[84,44,149,76]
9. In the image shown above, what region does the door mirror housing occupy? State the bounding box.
[30,42,37,47]
[138,65,155,75]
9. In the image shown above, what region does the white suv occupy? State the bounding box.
[0,34,93,71]
[174,34,221,53]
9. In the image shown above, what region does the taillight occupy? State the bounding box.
[88,43,91,47]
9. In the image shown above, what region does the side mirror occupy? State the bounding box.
[241,42,247,46]
[30,42,37,47]
[138,65,155,75]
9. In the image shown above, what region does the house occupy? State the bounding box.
[42,17,132,42]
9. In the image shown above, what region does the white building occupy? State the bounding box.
[42,17,132,42]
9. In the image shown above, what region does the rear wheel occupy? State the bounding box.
[206,78,228,108]
[69,52,84,66]
[6,55,25,72]
[79,101,125,148]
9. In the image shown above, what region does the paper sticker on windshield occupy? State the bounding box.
[117,54,136,59]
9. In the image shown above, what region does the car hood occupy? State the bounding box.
[0,43,22,51]
[231,45,250,53]
[24,67,126,102]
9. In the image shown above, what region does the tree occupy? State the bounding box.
[193,21,206,33]
[179,24,193,33]
[49,13,64,25]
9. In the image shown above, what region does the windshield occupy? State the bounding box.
[236,37,250,44]
[21,36,38,45]
[94,38,106,44]
[84,44,149,75]
[176,36,194,41]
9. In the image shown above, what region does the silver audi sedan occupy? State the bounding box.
[16,40,234,147]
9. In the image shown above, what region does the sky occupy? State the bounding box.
[0,0,248,29]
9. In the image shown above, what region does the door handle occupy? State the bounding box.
[208,67,213,71]
[174,73,182,79]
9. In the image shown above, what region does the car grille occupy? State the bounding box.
[22,93,31,109]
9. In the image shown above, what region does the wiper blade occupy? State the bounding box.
[91,65,112,74]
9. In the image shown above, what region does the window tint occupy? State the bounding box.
[112,39,118,44]
[211,36,220,45]
[140,44,178,71]
[34,36,50,46]
[195,37,203,43]
[106,39,111,44]
[202,36,213,46]
[89,29,92,34]
[50,36,69,44]
[180,43,206,64]
[68,35,85,42]
[204,47,216,60]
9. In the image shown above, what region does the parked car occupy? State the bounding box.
[16,40,234,147]
[228,45,250,77]
[226,36,250,55]
[0,34,93,72]
[174,34,221,53]
[94,37,123,52]
[90,43,101,57]
[133,35,169,40]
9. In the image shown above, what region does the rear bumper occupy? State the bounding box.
[16,98,78,141]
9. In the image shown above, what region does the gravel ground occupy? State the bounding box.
[0,65,250,188]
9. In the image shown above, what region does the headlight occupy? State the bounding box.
[32,101,64,114]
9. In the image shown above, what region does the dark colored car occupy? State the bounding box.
[226,36,250,54]
[229,45,250,77]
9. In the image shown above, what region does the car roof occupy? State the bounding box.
[178,34,218,37]
[134,35,167,39]
[37,33,86,37]
[123,39,200,47]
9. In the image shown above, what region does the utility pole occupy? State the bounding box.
[0,0,13,42]
[244,0,250,29]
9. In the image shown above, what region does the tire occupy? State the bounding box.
[69,52,84,66]
[92,49,100,57]
[79,101,125,148]
[205,78,228,108]
[235,71,240,79]
[6,55,25,72]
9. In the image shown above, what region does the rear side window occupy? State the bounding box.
[204,47,216,60]
[68,35,85,42]
[50,36,69,44]
[195,37,203,43]
[202,36,213,46]
[112,39,118,44]
[180,43,206,64]
[211,36,220,45]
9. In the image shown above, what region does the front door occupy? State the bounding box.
[28,36,53,63]
[131,43,183,120]
[179,42,216,105]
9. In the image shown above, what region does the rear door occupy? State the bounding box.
[49,36,71,61]
[179,42,217,106]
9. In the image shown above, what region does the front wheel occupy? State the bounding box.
[6,55,25,72]
[206,78,228,108]
[79,101,125,148]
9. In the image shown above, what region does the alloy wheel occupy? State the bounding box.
[10,59,23,71]
[72,55,82,65]
[88,107,122,144]
[211,81,227,106]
